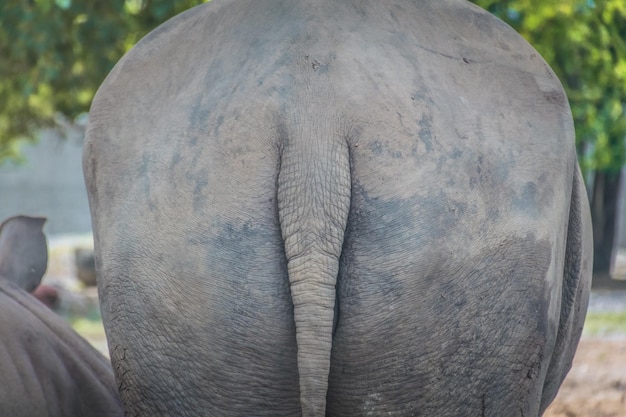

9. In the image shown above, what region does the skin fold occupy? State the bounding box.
[84,0,593,416]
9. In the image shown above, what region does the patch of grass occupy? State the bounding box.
[583,311,626,336]
[71,316,106,339]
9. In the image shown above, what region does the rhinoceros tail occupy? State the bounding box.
[277,125,351,417]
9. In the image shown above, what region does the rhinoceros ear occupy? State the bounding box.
[0,216,48,292]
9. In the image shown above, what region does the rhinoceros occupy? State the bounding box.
[84,0,593,416]
[0,215,123,417]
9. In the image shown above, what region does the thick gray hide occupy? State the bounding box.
[0,280,123,417]
[84,0,593,416]
[0,216,48,292]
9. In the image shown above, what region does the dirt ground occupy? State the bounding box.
[544,337,626,417]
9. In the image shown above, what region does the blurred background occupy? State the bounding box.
[1,1,625,416]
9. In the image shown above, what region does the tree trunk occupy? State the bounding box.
[590,169,622,282]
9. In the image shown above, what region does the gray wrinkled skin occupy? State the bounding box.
[0,217,123,417]
[84,1,593,416]
[0,281,124,417]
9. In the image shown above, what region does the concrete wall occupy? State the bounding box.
[0,130,92,236]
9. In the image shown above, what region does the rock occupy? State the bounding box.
[75,248,96,286]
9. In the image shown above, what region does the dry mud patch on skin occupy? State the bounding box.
[544,338,626,417]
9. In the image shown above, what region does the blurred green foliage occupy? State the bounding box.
[472,0,626,175]
[0,0,208,162]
